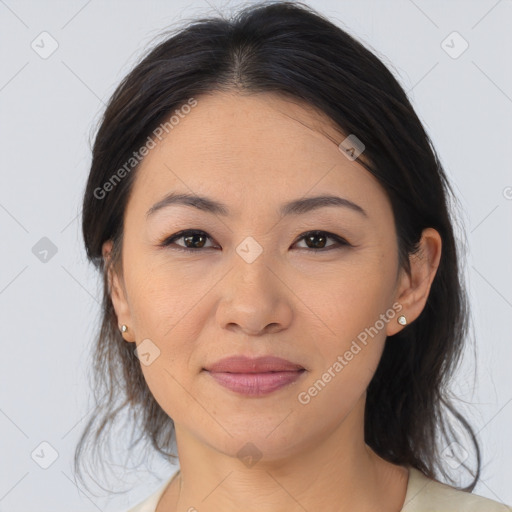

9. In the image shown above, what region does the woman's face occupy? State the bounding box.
[107,91,410,461]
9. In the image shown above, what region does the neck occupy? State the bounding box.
[159,396,409,512]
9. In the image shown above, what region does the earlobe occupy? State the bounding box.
[387,228,442,336]
[102,240,135,343]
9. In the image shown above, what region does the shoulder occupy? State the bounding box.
[402,466,512,512]
[126,470,180,512]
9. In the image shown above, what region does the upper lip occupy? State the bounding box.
[204,355,305,373]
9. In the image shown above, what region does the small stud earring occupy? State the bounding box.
[121,325,128,333]
[397,315,407,326]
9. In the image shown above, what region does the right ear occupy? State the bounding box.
[102,240,135,342]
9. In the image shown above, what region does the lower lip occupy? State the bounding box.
[206,370,305,396]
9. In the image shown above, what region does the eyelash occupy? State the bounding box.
[158,229,352,253]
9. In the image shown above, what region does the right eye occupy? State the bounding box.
[159,230,218,252]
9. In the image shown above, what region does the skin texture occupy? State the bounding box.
[102,91,442,512]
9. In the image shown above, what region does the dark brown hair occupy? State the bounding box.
[75,0,481,494]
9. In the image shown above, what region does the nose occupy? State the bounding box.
[215,251,293,337]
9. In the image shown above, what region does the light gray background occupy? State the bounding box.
[1,0,511,510]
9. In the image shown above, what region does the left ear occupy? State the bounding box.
[386,227,442,336]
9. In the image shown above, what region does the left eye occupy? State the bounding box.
[159,229,351,253]
[294,230,351,251]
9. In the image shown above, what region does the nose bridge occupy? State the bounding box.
[230,236,274,298]
[216,237,292,335]
[228,206,290,291]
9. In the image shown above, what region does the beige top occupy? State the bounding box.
[127,465,512,512]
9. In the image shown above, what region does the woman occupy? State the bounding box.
[75,2,511,511]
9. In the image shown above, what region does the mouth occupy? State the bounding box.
[204,368,307,396]
[202,355,307,396]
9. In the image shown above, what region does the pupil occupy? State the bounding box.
[185,233,205,248]
[307,233,326,249]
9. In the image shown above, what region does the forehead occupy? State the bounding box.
[127,91,387,219]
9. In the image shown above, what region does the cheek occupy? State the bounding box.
[125,253,214,340]
[305,259,395,350]
[124,258,209,414]
[297,255,396,401]
[135,303,204,423]
[294,347,381,441]
[295,279,391,423]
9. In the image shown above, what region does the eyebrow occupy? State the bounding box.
[146,192,368,219]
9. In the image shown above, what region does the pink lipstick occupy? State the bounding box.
[204,355,306,396]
